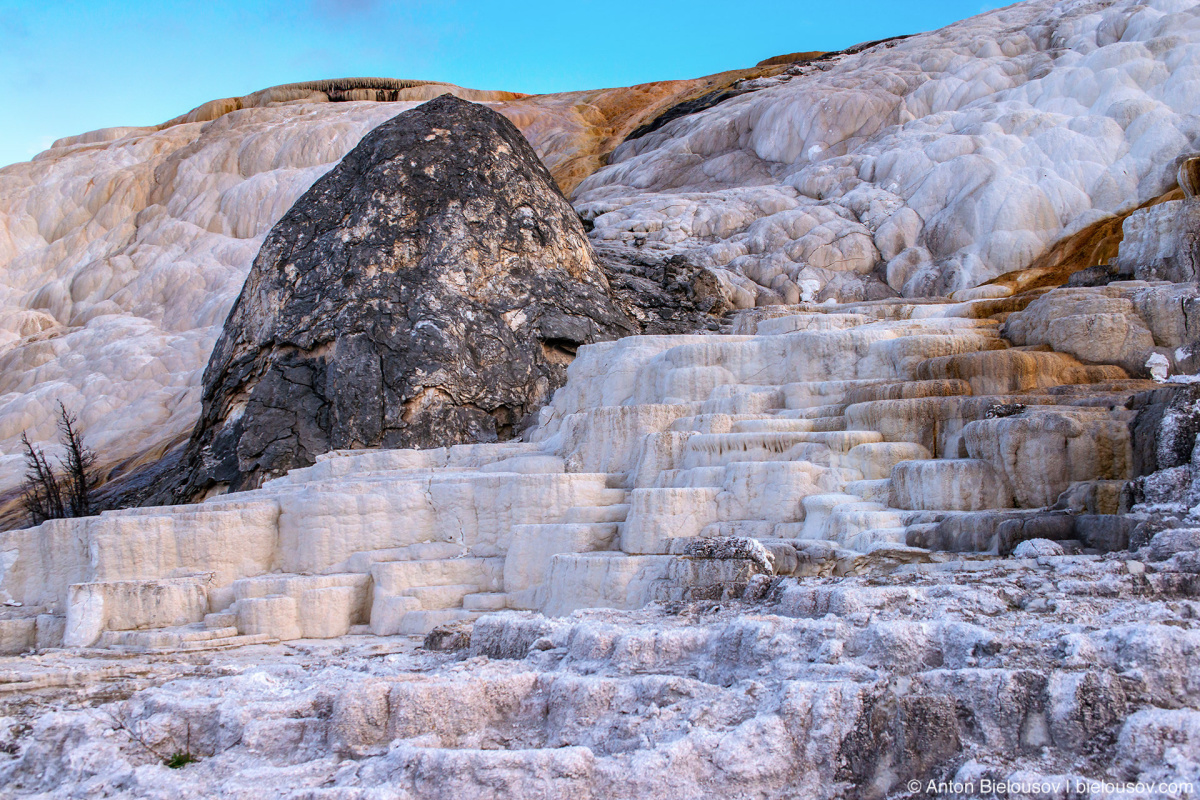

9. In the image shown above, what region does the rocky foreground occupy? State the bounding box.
[2,552,1200,799]
[2,0,1200,499]
[0,245,1197,797]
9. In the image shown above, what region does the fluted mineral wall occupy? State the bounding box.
[2,0,1200,796]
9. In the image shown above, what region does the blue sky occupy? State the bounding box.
[0,0,995,168]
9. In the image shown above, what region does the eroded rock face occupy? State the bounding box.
[178,95,635,497]
[963,407,1134,509]
[1129,384,1200,514]
[1004,282,1200,378]
[1116,199,1200,285]
[592,242,731,333]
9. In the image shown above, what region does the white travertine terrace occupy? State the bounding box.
[577,0,1200,299]
[0,279,1163,651]
[3,3,1200,794]
[0,0,1199,498]
[1,172,1192,658]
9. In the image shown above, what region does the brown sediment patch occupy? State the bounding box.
[51,72,782,197]
[498,67,783,195]
[757,51,828,66]
[981,187,1185,295]
[156,79,531,129]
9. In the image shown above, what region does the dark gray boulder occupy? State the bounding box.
[176,94,639,498]
[592,241,730,334]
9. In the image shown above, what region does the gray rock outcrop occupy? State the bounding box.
[1115,198,1200,284]
[177,94,638,498]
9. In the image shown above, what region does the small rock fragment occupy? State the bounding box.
[1012,538,1066,558]
[423,620,473,652]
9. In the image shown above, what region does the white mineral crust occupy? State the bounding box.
[1,2,1200,794]
[1,0,1199,493]
[576,0,1200,300]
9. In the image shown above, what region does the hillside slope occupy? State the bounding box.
[0,0,1198,501]
[0,73,763,497]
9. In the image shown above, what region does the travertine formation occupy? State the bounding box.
[3,0,1200,511]
[0,176,1195,647]
[3,566,1200,799]
[0,72,762,507]
[1,295,1199,796]
[2,0,1200,795]
[0,239,1197,796]
[578,0,1200,302]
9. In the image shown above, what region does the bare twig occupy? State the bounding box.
[20,431,63,525]
[19,403,98,527]
[96,709,199,768]
[56,401,97,518]
[97,708,170,762]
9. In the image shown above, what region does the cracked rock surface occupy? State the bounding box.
[173,95,638,498]
[3,554,1200,799]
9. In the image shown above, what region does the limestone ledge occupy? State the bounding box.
[0,272,1192,654]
